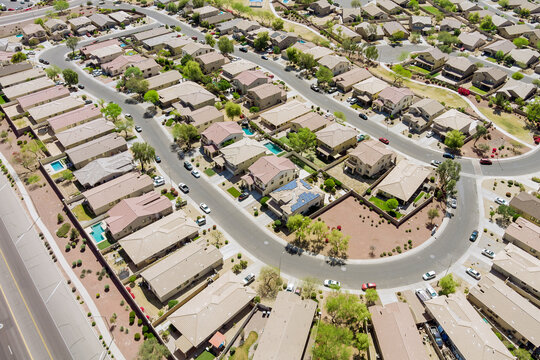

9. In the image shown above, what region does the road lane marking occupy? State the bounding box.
[0,285,33,360]
[0,248,53,360]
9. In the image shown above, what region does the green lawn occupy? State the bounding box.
[469,86,488,96]
[369,196,403,218]
[72,204,94,221]
[477,107,531,143]
[195,351,215,360]
[413,191,426,204]
[204,168,216,176]
[422,5,443,16]
[227,187,241,198]
[486,57,497,63]
[289,156,316,174]
[164,192,176,200]
[279,136,292,147]
[97,240,111,250]
[0,95,5,104]
[408,65,431,75]
[230,331,258,360]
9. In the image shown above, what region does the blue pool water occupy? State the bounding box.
[299,40,306,43]
[120,43,126,47]
[50,160,65,172]
[242,127,254,135]
[16,34,23,38]
[90,223,106,244]
[265,142,283,155]
[283,0,289,3]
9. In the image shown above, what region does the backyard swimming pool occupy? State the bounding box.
[50,160,65,172]
[90,223,106,244]
[264,142,283,155]
[242,127,254,135]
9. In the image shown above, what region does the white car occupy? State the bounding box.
[323,279,340,287]
[466,267,481,280]
[481,248,495,259]
[431,160,442,167]
[191,169,201,178]
[426,285,438,298]
[153,176,165,187]
[449,198,457,209]
[286,282,295,292]
[178,183,189,193]
[426,131,433,138]
[199,203,211,214]
[422,271,436,281]
[495,197,508,206]
[243,273,255,285]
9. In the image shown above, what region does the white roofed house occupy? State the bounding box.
[73,152,134,189]
[241,155,297,196]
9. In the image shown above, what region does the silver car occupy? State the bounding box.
[466,267,481,280]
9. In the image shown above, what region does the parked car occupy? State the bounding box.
[422,270,436,281]
[470,230,479,242]
[358,112,368,120]
[310,84,320,92]
[238,192,249,201]
[534,135,540,144]
[415,288,431,302]
[466,267,481,280]
[431,160,442,167]
[239,47,248,52]
[243,273,255,285]
[442,152,455,159]
[153,176,165,187]
[426,131,433,138]
[84,100,93,105]
[191,169,201,178]
[426,285,438,298]
[356,134,365,142]
[379,137,389,145]
[479,158,492,165]
[430,326,443,348]
[135,125,142,132]
[184,161,193,170]
[361,283,376,291]
[261,55,269,60]
[481,248,495,259]
[196,217,206,226]
[327,87,337,93]
[449,198,457,209]
[286,282,295,292]
[77,84,84,89]
[191,36,197,40]
[199,203,211,214]
[178,183,189,193]
[323,279,340,287]
[495,197,508,206]
[154,155,161,163]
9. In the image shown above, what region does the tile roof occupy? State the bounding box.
[377,87,413,105]
[48,105,102,132]
[233,70,268,86]
[66,133,127,166]
[28,97,85,122]
[376,159,431,202]
[433,109,475,132]
[220,138,268,166]
[504,217,540,254]
[291,112,330,132]
[248,155,296,184]
[349,139,395,167]
[492,243,540,295]
[260,100,311,128]
[73,152,134,188]
[510,192,540,221]
[146,70,182,90]
[17,85,69,110]
[315,122,358,148]
[56,118,115,149]
[201,121,243,144]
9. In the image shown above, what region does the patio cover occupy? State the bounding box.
[213,155,225,167]
[209,331,226,349]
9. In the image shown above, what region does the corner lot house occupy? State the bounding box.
[402,98,445,133]
[89,44,124,64]
[66,133,127,169]
[169,272,256,355]
[510,192,540,225]
[424,293,514,360]
[373,87,414,116]
[496,79,536,101]
[22,23,47,44]
[253,291,317,360]
[318,55,350,76]
[345,139,395,178]
[432,109,476,137]
[56,118,116,150]
[503,217,540,258]
[201,121,243,155]
[414,48,448,72]
[73,152,134,188]
[247,83,286,110]
[369,302,429,360]
[375,160,431,203]
[118,210,199,267]
[241,155,297,195]
[82,172,153,215]
[315,123,359,159]
[232,70,269,94]
[217,137,268,175]
[353,77,389,106]
[268,178,325,220]
[44,19,69,41]
[105,191,172,240]
[471,67,508,91]
[259,100,311,130]
[141,240,223,302]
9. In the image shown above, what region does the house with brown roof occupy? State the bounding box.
[333,24,361,42]
[440,18,462,32]
[118,210,199,267]
[28,97,85,124]
[378,0,401,14]
[101,54,145,76]
[21,24,46,44]
[332,66,371,92]
[158,81,215,108]
[458,31,488,51]
[496,79,536,101]
[182,42,213,58]
[196,5,220,19]
[304,46,335,61]
[472,67,508,91]
[504,217,540,259]
[267,178,325,220]
[369,302,429,360]
[425,293,515,360]
[0,68,45,88]
[341,8,362,23]
[195,52,226,73]
[90,44,124,64]
[362,4,388,19]
[491,14,513,28]
[0,62,32,78]
[73,152,134,189]
[484,39,516,57]
[270,31,298,50]
[356,23,385,41]
[169,271,256,354]
[247,83,286,110]
[17,85,69,111]
[318,55,351,76]
[141,239,223,302]
[2,77,53,101]
[373,87,414,116]
[44,19,69,41]
[201,121,243,156]
[68,16,94,35]
[48,105,102,133]
[146,70,182,91]
[185,105,224,132]
[309,0,334,16]
[108,11,133,25]
[375,160,432,203]
[414,48,448,72]
[82,172,153,215]
[290,112,330,132]
[89,13,116,30]
[132,58,161,78]
[409,16,432,33]
[217,137,268,175]
[510,192,540,225]
[259,100,311,130]
[432,109,476,137]
[241,155,297,195]
[353,77,389,106]
[232,70,269,94]
[382,21,409,37]
[315,123,359,159]
[80,39,120,58]
[441,56,476,82]
[105,191,172,240]
[458,0,482,12]
[132,27,172,43]
[509,48,540,68]
[233,19,260,35]
[402,98,445,133]
[345,139,395,178]
[500,24,531,39]
[56,118,115,150]
[66,133,128,169]
[253,292,317,360]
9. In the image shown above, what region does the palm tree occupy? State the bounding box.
[130,142,155,172]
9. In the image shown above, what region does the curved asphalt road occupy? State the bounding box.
[37,4,539,289]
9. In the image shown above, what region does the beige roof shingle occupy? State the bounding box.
[220,138,268,166]
[66,133,127,166]
[28,97,85,123]
[349,139,395,167]
[248,155,296,184]
[260,100,311,128]
[315,122,358,148]
[433,109,475,132]
[493,243,540,294]
[201,121,243,144]
[56,118,115,149]
[504,217,540,254]
[376,159,431,202]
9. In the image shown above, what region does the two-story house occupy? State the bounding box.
[247,83,286,110]
[44,19,69,41]
[414,48,448,72]
[217,137,268,175]
[201,121,244,157]
[233,70,269,94]
[21,24,47,44]
[402,98,445,133]
[472,67,508,92]
[318,55,351,76]
[373,87,414,116]
[315,123,359,159]
[441,56,476,83]
[345,139,395,178]
[409,16,432,33]
[241,155,297,195]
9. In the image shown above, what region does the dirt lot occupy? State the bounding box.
[326,162,373,195]
[460,128,531,159]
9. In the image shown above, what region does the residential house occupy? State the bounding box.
[82,172,153,215]
[158,81,215,108]
[267,178,325,221]
[0,51,14,65]
[458,0,482,12]
[510,191,540,225]
[185,105,224,132]
[507,0,527,8]
[333,24,361,42]
[21,24,46,44]
[101,54,146,76]
[491,14,513,28]
[362,4,388,19]
[523,29,540,48]
[432,109,476,136]
[241,155,297,196]
[44,19,69,41]
[519,1,540,15]
[441,56,476,82]
[500,24,531,39]
[182,42,213,58]
[332,67,371,92]
[259,100,311,129]
[17,85,69,111]
[355,22,384,41]
[233,19,260,35]
[318,55,350,76]
[472,67,508,91]
[232,70,269,94]
[195,5,219,20]
[201,121,243,157]
[290,112,330,132]
[0,39,21,53]
[0,62,32,78]
[402,98,445,133]
[352,77,389,106]
[69,16,95,35]
[205,12,234,26]
[345,139,395,178]
[217,137,268,175]
[135,58,161,78]
[108,11,133,25]
[414,47,449,72]
[424,293,515,360]
[141,240,223,302]
[373,87,414,116]
[304,46,334,61]
[47,105,102,133]
[509,48,539,68]
[409,16,432,33]
[80,39,120,58]
[377,0,401,14]
[369,302,430,360]
[164,37,191,55]
[247,83,286,110]
[504,217,540,259]
[484,39,516,57]
[458,31,487,51]
[66,133,128,169]
[221,60,257,79]
[195,52,226,73]
[90,44,124,64]
[270,31,298,50]
[89,13,116,30]
[73,152,134,188]
[468,273,540,353]
[28,97,85,124]
[132,27,172,43]
[382,21,409,38]
[375,159,432,203]
[56,118,116,150]
[341,8,362,23]
[496,79,536,100]
[315,123,359,159]
[118,210,199,267]
[105,191,172,240]
[141,33,177,51]
[168,272,256,355]
[253,292,317,360]
[1,73,51,101]
[492,244,540,302]
[0,68,45,88]
[146,70,182,91]
[309,0,333,16]
[440,18,462,32]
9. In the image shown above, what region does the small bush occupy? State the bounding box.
[57,213,64,224]
[129,275,137,283]
[168,299,179,309]
[104,284,110,292]
[96,293,100,298]
[134,333,141,341]
[137,318,143,326]
[56,223,71,238]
